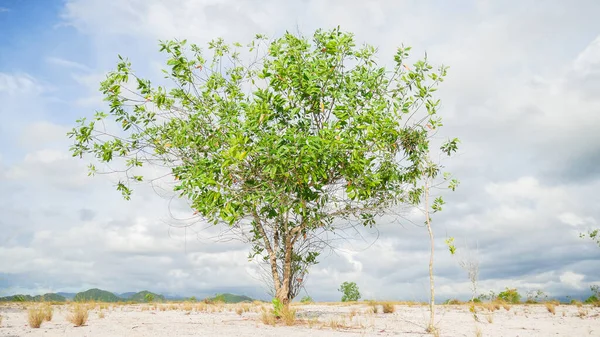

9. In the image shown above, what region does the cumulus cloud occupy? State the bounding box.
[0,0,599,301]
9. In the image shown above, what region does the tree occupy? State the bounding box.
[68,27,457,304]
[144,293,155,303]
[338,281,361,302]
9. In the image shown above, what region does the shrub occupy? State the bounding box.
[444,299,462,305]
[271,298,284,318]
[382,302,395,313]
[67,304,89,327]
[584,295,598,304]
[497,288,521,304]
[338,281,361,302]
[28,307,45,328]
[300,296,313,304]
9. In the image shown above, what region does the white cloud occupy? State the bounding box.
[46,57,91,71]
[0,73,47,96]
[560,271,585,290]
[1,0,599,300]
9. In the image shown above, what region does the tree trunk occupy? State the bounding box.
[424,178,435,332]
[276,235,294,305]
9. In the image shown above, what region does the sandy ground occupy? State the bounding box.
[1,303,599,337]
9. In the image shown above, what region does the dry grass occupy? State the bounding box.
[42,304,53,321]
[426,325,440,337]
[28,307,45,328]
[485,312,494,323]
[98,311,106,319]
[545,302,556,315]
[368,301,379,314]
[349,308,358,320]
[306,316,319,328]
[67,304,89,327]
[475,325,482,337]
[577,307,588,318]
[260,308,276,326]
[382,302,395,313]
[0,314,3,326]
[182,302,193,312]
[280,306,297,326]
[235,307,243,316]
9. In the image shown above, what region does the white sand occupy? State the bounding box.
[1,303,599,336]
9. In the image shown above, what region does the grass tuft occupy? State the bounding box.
[545,302,556,315]
[260,308,276,326]
[67,304,89,327]
[28,307,45,328]
[382,302,395,313]
[280,305,296,326]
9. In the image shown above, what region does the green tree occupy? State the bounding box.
[338,281,361,302]
[68,27,457,304]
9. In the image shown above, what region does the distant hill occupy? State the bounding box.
[129,291,165,302]
[207,293,255,303]
[0,294,34,302]
[0,293,66,302]
[34,293,66,302]
[57,292,76,300]
[116,292,137,299]
[73,288,120,302]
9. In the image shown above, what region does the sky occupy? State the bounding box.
[1,0,600,302]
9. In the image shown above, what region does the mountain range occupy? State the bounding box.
[0,288,257,303]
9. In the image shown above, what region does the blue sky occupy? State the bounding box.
[1,0,600,302]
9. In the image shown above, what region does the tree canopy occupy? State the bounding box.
[68,27,458,303]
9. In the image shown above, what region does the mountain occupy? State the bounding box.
[116,292,137,299]
[0,293,66,302]
[129,291,165,302]
[33,293,66,302]
[0,294,33,302]
[57,292,76,300]
[73,288,120,302]
[207,293,255,303]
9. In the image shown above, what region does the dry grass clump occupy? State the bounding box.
[306,316,319,328]
[426,325,440,337]
[577,307,588,318]
[485,312,494,323]
[28,306,45,328]
[260,307,276,326]
[235,307,243,316]
[182,302,193,312]
[0,314,3,326]
[382,302,395,313]
[98,311,106,319]
[67,304,89,327]
[348,308,358,320]
[280,306,297,326]
[368,301,379,314]
[42,304,53,321]
[545,302,556,315]
[475,325,482,337]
